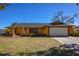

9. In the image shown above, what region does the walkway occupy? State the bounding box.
[53,37,79,44]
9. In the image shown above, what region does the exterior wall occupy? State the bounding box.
[42,26,48,36]
[27,27,47,36]
[6,25,74,36]
[25,27,29,35]
[14,27,29,35]
[5,28,13,36]
[15,27,23,35]
[38,28,43,34]
[68,26,74,36]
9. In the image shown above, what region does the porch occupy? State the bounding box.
[6,26,48,37]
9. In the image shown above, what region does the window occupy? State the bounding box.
[29,28,39,34]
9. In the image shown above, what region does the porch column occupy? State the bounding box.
[12,28,16,37]
[22,27,26,35]
[27,27,29,35]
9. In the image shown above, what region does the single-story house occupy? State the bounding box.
[0,29,5,35]
[5,22,74,37]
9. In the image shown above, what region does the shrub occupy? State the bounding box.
[73,32,79,36]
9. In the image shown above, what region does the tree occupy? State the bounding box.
[51,11,78,25]
[0,3,9,10]
[76,3,79,6]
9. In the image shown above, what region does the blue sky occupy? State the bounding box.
[0,3,79,29]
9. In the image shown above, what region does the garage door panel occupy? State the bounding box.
[49,27,68,36]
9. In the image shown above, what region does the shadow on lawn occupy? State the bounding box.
[0,53,10,56]
[15,47,79,56]
[0,47,79,56]
[33,48,74,56]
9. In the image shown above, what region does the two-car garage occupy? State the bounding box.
[49,26,69,36]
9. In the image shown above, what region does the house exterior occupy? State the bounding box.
[5,23,74,37]
[0,29,5,35]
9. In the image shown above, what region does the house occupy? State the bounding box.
[5,22,74,37]
[0,29,5,35]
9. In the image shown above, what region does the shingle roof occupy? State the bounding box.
[11,23,49,27]
[9,23,73,27]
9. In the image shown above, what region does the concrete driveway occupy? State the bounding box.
[53,37,79,44]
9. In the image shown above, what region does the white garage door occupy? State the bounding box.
[49,27,68,36]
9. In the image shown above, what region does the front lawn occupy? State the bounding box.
[0,37,61,56]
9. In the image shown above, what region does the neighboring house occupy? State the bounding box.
[0,29,5,35]
[74,26,79,33]
[5,22,74,37]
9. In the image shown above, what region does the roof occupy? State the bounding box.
[8,23,74,28]
[50,20,65,25]
[10,23,49,27]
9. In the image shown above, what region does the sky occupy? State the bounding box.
[0,3,79,29]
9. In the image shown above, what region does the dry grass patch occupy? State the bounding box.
[0,37,62,55]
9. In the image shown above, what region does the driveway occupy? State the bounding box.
[53,37,79,44]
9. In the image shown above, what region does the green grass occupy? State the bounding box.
[0,37,62,56]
